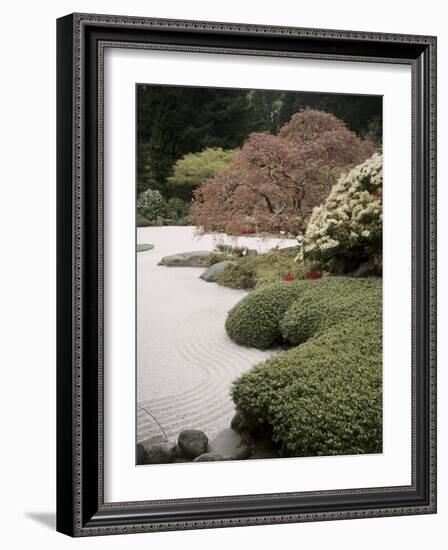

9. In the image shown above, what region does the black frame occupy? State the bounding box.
[57,13,437,537]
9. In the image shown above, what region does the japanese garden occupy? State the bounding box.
[135,85,383,464]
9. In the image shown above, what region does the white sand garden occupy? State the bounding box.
[137,225,296,445]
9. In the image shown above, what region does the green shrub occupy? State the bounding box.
[229,276,382,456]
[213,246,305,290]
[204,251,230,267]
[281,277,382,345]
[137,243,154,253]
[231,319,382,457]
[225,282,305,348]
[168,148,236,191]
[215,243,248,257]
[166,197,190,222]
[216,263,256,291]
[136,212,152,227]
[137,189,167,222]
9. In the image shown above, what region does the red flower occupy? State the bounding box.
[240,225,255,234]
[282,272,294,282]
[306,271,322,280]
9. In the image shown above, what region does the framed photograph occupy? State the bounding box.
[56,13,437,536]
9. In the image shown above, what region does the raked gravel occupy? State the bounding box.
[137,226,296,444]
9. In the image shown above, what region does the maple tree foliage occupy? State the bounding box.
[191,110,375,235]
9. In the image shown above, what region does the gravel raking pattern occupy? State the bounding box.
[136,227,294,444]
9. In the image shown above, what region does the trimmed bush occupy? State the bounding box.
[225,282,305,348]
[229,276,382,457]
[231,320,382,457]
[281,277,381,345]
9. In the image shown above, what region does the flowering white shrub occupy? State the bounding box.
[137,189,167,222]
[299,153,382,272]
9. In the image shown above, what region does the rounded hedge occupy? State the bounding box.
[229,276,382,456]
[281,277,382,346]
[232,319,382,457]
[225,282,305,349]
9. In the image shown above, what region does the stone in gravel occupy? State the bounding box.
[143,441,176,464]
[178,430,209,458]
[158,251,210,267]
[136,443,148,465]
[137,436,166,464]
[193,453,224,462]
[172,443,184,458]
[200,261,233,282]
[207,428,250,460]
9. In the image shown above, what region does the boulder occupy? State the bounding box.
[136,443,147,465]
[207,428,251,460]
[142,441,176,464]
[200,261,233,282]
[178,429,209,458]
[193,453,224,462]
[137,435,166,464]
[158,251,210,267]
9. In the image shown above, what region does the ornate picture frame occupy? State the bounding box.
[56,13,437,536]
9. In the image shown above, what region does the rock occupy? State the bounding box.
[136,443,147,465]
[136,436,166,464]
[230,411,250,433]
[178,430,209,458]
[200,261,233,282]
[245,249,258,256]
[353,261,376,278]
[142,441,176,464]
[207,428,251,460]
[172,444,184,458]
[193,453,224,462]
[172,457,190,463]
[249,451,279,460]
[158,251,210,267]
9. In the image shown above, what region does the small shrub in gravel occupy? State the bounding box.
[216,263,257,290]
[204,251,230,267]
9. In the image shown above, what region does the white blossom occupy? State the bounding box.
[301,153,382,265]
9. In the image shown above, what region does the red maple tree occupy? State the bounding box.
[192,110,375,235]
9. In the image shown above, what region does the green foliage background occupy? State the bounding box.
[137,85,382,199]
